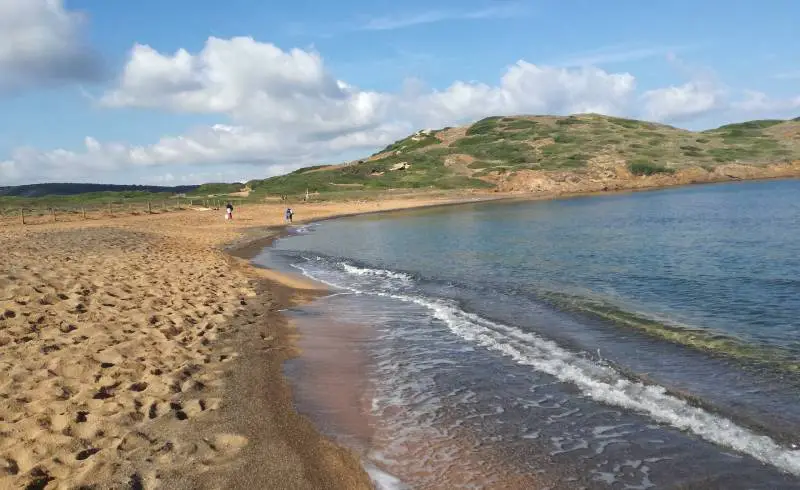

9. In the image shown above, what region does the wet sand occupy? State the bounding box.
[286,315,377,451]
[283,298,553,490]
[0,195,491,489]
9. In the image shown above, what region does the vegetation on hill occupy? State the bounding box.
[0,183,198,198]
[247,114,800,196]
[6,114,800,205]
[188,182,243,196]
[0,182,245,211]
[0,190,187,210]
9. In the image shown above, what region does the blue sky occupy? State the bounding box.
[1,0,798,186]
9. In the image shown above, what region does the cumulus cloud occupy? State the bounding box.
[102,39,637,133]
[101,37,391,136]
[397,62,636,129]
[2,35,798,185]
[0,122,412,184]
[641,80,725,122]
[0,0,102,92]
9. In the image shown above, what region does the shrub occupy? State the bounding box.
[453,134,499,147]
[716,120,784,131]
[553,134,576,144]
[504,119,539,130]
[628,160,675,176]
[466,117,502,136]
[607,117,649,129]
[467,160,492,169]
[556,116,582,126]
[459,141,531,164]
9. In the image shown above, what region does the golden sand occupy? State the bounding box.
[0,196,490,489]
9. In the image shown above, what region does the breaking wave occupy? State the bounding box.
[291,258,800,476]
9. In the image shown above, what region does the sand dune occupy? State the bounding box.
[0,196,481,489]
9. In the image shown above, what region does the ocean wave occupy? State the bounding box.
[340,262,414,282]
[291,260,800,476]
[539,290,800,373]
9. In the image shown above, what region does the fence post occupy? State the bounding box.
[51,208,56,222]
[82,207,86,219]
[20,208,25,225]
[108,202,112,216]
[148,201,152,214]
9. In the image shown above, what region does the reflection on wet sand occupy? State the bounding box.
[285,302,547,489]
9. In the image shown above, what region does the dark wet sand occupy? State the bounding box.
[163,259,374,489]
[288,315,377,451]
[284,299,553,489]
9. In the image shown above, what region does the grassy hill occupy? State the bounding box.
[5,114,799,206]
[188,182,244,196]
[247,114,800,196]
[0,183,199,198]
[0,182,246,210]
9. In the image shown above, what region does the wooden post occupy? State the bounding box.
[51,208,56,222]
[147,201,152,214]
[162,200,166,210]
[108,202,112,216]
[82,207,86,219]
[20,208,25,225]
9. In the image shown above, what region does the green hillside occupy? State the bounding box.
[247,114,800,196]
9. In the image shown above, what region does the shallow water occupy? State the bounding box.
[257,180,800,488]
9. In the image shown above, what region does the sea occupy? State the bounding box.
[252,179,800,489]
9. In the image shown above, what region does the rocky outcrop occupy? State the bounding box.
[489,160,800,195]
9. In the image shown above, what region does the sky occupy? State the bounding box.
[1,0,798,186]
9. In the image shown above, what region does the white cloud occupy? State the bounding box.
[641,81,725,122]
[406,62,636,127]
[101,37,391,135]
[638,53,729,123]
[2,36,798,186]
[0,122,409,184]
[0,0,102,92]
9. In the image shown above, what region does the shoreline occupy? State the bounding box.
[0,195,491,490]
[1,177,798,489]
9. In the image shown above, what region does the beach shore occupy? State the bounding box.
[3,175,799,489]
[0,194,497,490]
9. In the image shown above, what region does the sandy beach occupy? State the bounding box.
[0,195,492,490]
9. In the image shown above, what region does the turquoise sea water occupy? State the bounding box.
[258,180,800,489]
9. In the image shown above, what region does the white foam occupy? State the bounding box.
[340,262,413,282]
[292,261,800,476]
[363,462,409,490]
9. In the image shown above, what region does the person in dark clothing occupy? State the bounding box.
[225,202,233,220]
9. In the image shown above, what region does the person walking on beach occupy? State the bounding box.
[284,207,293,223]
[225,202,233,220]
